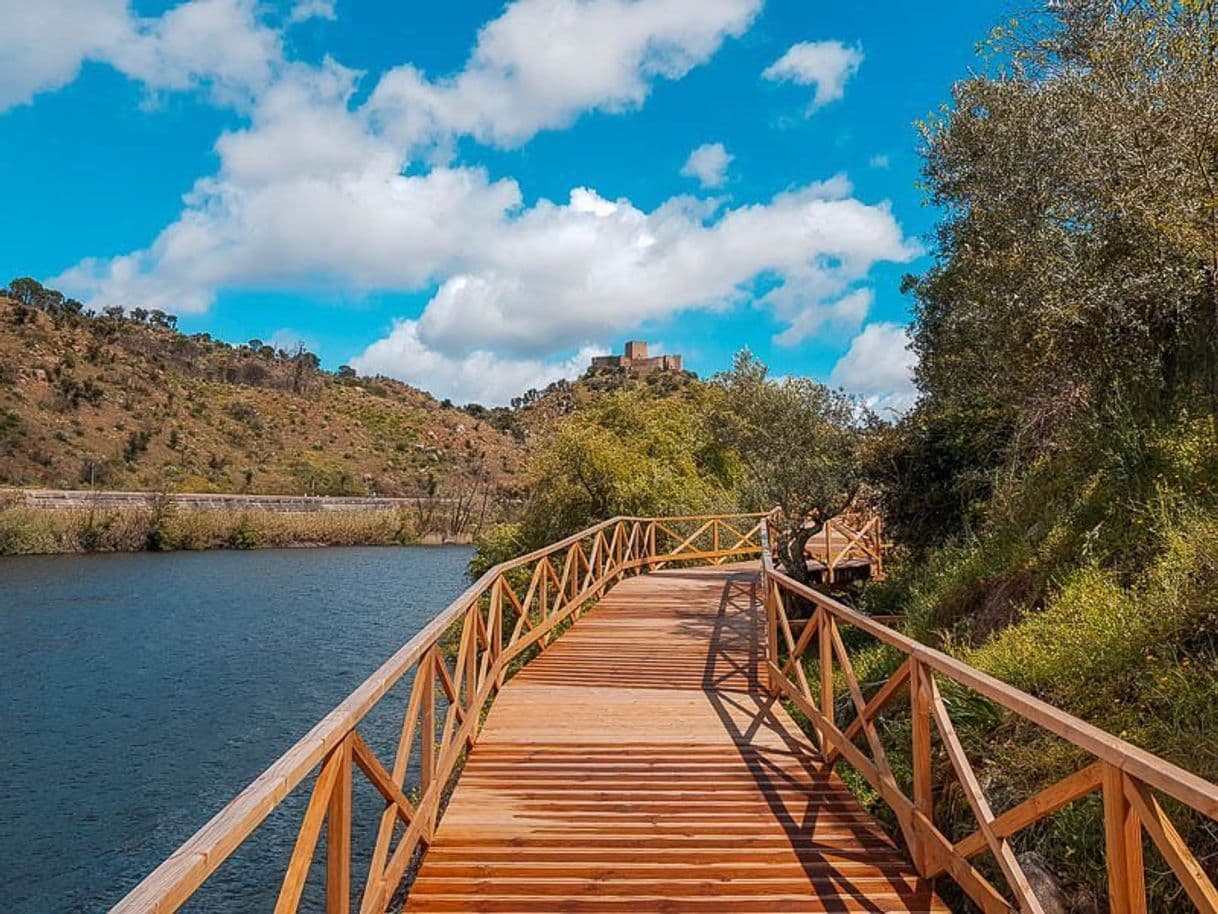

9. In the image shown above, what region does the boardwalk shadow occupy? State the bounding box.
[680,569,926,914]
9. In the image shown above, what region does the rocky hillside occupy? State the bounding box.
[0,285,524,500]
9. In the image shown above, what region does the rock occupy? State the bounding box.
[1017,852,1070,914]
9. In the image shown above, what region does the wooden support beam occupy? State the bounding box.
[1103,763,1147,914]
[274,748,343,914]
[1124,776,1215,914]
[326,736,352,914]
[927,675,1046,914]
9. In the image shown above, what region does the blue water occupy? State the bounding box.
[0,546,472,913]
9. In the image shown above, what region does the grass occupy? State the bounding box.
[838,445,1218,912]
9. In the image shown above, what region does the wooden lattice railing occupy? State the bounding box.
[112,512,769,913]
[759,521,1218,914]
[807,512,889,581]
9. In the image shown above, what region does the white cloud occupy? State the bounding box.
[773,288,871,348]
[110,0,282,106]
[869,153,890,169]
[680,142,733,188]
[288,0,336,24]
[54,63,524,313]
[829,321,918,415]
[37,0,922,404]
[0,1,130,109]
[410,179,917,358]
[763,40,863,113]
[0,0,282,111]
[351,321,605,406]
[367,0,760,151]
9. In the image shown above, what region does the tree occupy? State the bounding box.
[290,346,320,394]
[911,0,1218,458]
[711,351,867,585]
[512,386,738,547]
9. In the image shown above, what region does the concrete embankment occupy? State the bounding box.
[8,488,440,513]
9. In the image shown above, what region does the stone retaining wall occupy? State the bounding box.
[6,488,438,513]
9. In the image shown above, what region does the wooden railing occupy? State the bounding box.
[759,521,1218,914]
[807,512,889,581]
[112,512,769,913]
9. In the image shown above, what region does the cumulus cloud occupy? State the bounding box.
[773,288,871,348]
[412,179,916,358]
[367,0,760,151]
[680,142,733,188]
[351,321,605,406]
[0,0,282,111]
[763,40,863,112]
[288,0,336,24]
[0,1,130,109]
[55,63,524,313]
[37,0,921,403]
[829,321,918,415]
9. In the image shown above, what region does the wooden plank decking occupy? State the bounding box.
[404,565,947,913]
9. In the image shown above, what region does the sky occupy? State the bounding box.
[0,0,1004,410]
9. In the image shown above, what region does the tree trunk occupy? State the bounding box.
[781,522,820,587]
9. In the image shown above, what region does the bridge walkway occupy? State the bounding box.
[403,565,946,913]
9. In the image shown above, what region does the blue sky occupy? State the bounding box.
[1,0,1003,408]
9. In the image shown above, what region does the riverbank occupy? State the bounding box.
[0,502,474,555]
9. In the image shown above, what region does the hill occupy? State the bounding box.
[0,283,525,504]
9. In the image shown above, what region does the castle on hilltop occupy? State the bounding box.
[589,340,682,375]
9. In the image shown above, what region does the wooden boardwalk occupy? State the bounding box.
[404,566,946,913]
[114,514,1218,914]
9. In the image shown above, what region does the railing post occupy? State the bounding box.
[910,658,934,874]
[713,520,720,560]
[420,647,437,838]
[490,577,503,688]
[326,735,352,914]
[1103,764,1147,914]
[819,611,835,730]
[825,521,834,584]
[766,576,780,696]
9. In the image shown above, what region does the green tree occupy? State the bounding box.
[711,351,867,585]
[911,0,1218,458]
[518,386,738,546]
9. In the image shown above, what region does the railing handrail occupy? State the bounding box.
[113,511,772,913]
[759,524,1218,815]
[758,521,1218,913]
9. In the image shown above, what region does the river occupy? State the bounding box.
[0,546,473,912]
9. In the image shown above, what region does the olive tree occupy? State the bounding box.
[712,351,868,585]
[911,0,1218,454]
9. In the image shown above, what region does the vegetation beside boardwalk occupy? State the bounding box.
[853,3,1218,908]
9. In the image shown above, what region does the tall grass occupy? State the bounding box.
[0,505,430,554]
[844,435,1218,912]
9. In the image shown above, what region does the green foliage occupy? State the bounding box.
[856,5,1218,907]
[468,522,525,581]
[227,515,261,549]
[866,399,1014,553]
[911,0,1218,456]
[712,350,868,581]
[518,385,738,546]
